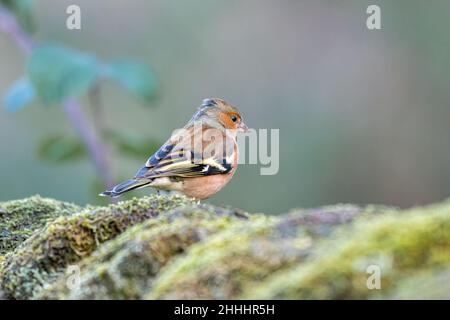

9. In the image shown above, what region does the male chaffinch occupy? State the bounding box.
[100,98,248,200]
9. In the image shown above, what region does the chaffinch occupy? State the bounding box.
[100,98,248,200]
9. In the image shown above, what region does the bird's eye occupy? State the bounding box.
[230,115,238,123]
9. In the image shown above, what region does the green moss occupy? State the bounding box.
[0,194,194,299]
[244,201,450,299]
[149,205,365,299]
[385,268,450,299]
[2,193,450,300]
[38,205,251,299]
[0,195,80,256]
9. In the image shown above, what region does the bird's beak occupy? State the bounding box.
[238,121,249,133]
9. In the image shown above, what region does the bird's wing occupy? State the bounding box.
[134,126,235,179]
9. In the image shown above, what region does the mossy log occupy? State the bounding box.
[0,196,80,256]
[0,194,194,299]
[38,205,252,299]
[245,201,450,299]
[1,194,450,300]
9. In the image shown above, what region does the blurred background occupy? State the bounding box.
[1,0,450,214]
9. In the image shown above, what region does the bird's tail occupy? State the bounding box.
[99,179,151,198]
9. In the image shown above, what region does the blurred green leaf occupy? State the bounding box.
[27,44,99,104]
[106,130,161,159]
[106,60,158,104]
[1,0,35,33]
[37,134,87,164]
[3,77,35,112]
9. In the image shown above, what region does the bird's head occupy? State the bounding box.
[192,98,248,133]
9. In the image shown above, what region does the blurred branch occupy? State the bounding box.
[0,4,115,190]
[0,4,34,54]
[89,84,106,138]
[64,100,114,188]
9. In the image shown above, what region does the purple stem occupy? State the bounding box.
[0,5,34,54]
[0,4,115,190]
[64,100,114,188]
